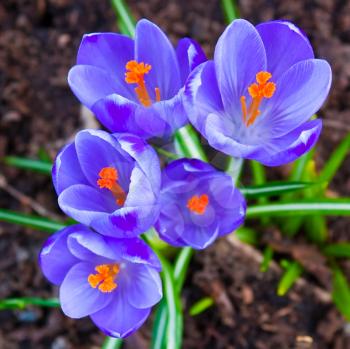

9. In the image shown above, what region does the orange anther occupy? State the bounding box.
[256,71,272,85]
[97,167,118,190]
[125,60,151,84]
[88,263,120,293]
[187,194,209,215]
[241,71,276,127]
[262,81,276,98]
[248,83,260,99]
[125,60,161,107]
[97,167,126,206]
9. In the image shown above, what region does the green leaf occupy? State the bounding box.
[151,247,193,349]
[3,156,52,175]
[159,256,183,349]
[301,159,328,243]
[250,160,266,185]
[111,0,135,37]
[332,266,350,321]
[319,132,350,186]
[37,148,52,163]
[0,209,66,233]
[304,215,328,244]
[247,199,350,218]
[174,247,194,294]
[226,157,244,183]
[240,181,314,199]
[189,297,214,316]
[249,160,269,224]
[324,243,350,258]
[260,246,274,272]
[280,259,292,269]
[283,151,316,237]
[101,337,123,349]
[221,0,239,23]
[289,148,315,182]
[154,147,180,160]
[0,297,59,310]
[174,125,207,161]
[277,261,303,296]
[235,227,258,245]
[150,301,168,349]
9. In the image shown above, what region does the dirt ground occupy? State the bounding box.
[1,0,350,348]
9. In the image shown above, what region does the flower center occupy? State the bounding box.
[240,71,276,127]
[187,194,209,215]
[125,60,161,107]
[97,167,126,206]
[88,264,120,293]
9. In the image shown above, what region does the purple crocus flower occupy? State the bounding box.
[185,19,332,166]
[155,159,246,249]
[39,225,162,338]
[52,129,160,238]
[68,19,206,139]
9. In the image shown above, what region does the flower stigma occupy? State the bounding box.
[97,167,126,206]
[88,264,120,293]
[187,194,209,215]
[240,71,276,127]
[125,60,161,107]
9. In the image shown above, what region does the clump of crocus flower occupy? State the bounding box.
[68,19,206,139]
[40,18,332,339]
[39,225,162,337]
[52,129,161,237]
[185,19,332,166]
[155,159,246,249]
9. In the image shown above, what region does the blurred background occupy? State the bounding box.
[1,0,350,348]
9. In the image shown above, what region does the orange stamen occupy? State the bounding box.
[97,167,126,206]
[125,60,161,107]
[88,264,120,293]
[187,194,209,215]
[240,71,276,127]
[155,87,161,102]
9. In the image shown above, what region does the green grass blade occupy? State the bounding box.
[150,301,168,349]
[3,156,52,175]
[284,150,316,237]
[332,266,350,321]
[174,125,207,161]
[249,160,269,224]
[189,297,214,316]
[304,215,328,244]
[324,243,350,258]
[319,132,350,186]
[247,199,350,218]
[240,181,314,199]
[277,261,303,296]
[154,147,180,160]
[101,337,123,349]
[151,247,193,349]
[221,0,239,23]
[0,209,66,233]
[289,147,315,182]
[111,0,135,37]
[260,246,274,272]
[0,297,59,310]
[235,227,258,245]
[159,257,183,349]
[174,247,194,294]
[250,160,266,185]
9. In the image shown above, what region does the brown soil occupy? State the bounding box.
[1,0,350,348]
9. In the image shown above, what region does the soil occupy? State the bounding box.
[1,0,350,348]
